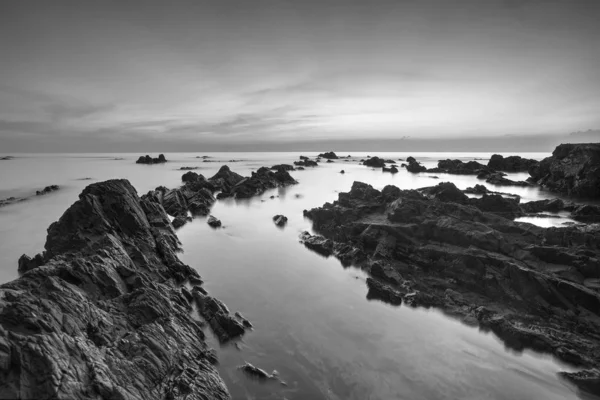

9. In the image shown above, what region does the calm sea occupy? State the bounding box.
[0,152,589,400]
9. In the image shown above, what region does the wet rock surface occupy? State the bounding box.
[529,143,600,198]
[136,154,167,164]
[0,179,231,399]
[303,180,600,397]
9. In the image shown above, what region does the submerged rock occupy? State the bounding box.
[302,180,600,397]
[529,143,600,198]
[0,179,231,399]
[207,215,222,227]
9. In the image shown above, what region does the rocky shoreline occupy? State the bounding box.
[301,179,600,396]
[0,180,242,399]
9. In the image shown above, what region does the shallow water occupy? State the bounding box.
[0,152,593,399]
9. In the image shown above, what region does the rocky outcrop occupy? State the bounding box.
[529,143,600,198]
[36,185,60,195]
[136,154,167,164]
[273,215,288,226]
[213,167,297,199]
[294,159,318,167]
[382,166,399,173]
[405,157,427,173]
[302,180,600,397]
[207,215,222,227]
[271,164,295,172]
[363,157,386,168]
[422,159,489,175]
[0,180,232,399]
[482,171,530,187]
[318,152,339,159]
[487,154,539,172]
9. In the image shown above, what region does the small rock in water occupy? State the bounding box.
[340,170,345,174]
[273,215,288,226]
[238,362,282,381]
[207,215,222,227]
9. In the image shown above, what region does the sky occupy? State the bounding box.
[0,0,599,152]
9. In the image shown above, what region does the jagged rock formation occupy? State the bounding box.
[136,154,167,164]
[0,180,234,399]
[529,143,600,198]
[302,181,600,397]
[148,165,297,229]
[487,154,539,172]
[212,166,297,199]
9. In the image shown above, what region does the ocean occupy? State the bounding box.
[0,152,587,399]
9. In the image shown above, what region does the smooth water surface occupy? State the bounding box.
[0,152,592,399]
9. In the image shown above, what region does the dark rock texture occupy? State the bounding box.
[0,180,231,399]
[273,215,288,226]
[363,157,386,168]
[36,185,60,195]
[303,181,600,397]
[136,154,167,164]
[213,167,297,199]
[271,164,295,172]
[405,158,427,173]
[529,143,600,198]
[318,152,339,159]
[294,159,318,167]
[487,154,539,172]
[426,159,489,175]
[207,215,222,227]
[483,172,530,187]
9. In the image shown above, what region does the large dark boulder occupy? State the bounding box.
[405,158,427,173]
[318,151,339,159]
[0,180,231,399]
[488,154,539,172]
[529,143,600,198]
[363,157,386,168]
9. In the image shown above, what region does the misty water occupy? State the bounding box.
[0,152,592,400]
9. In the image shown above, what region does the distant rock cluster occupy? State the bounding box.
[136,154,167,164]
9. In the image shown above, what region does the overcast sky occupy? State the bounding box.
[1,0,599,152]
